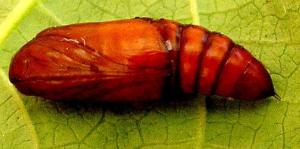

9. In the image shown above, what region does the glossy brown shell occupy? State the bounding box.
[9,18,275,102]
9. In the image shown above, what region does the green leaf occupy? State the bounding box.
[0,69,38,149]
[0,0,205,148]
[1,0,299,148]
[196,0,300,148]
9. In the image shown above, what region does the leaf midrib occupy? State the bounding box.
[0,0,37,46]
[0,0,39,148]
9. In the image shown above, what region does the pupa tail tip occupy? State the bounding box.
[273,92,281,101]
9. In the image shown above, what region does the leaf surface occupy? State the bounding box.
[0,0,299,148]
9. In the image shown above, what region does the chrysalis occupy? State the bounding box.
[9,18,275,102]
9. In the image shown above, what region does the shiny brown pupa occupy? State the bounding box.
[9,18,275,102]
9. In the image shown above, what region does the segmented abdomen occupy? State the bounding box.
[149,18,274,100]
